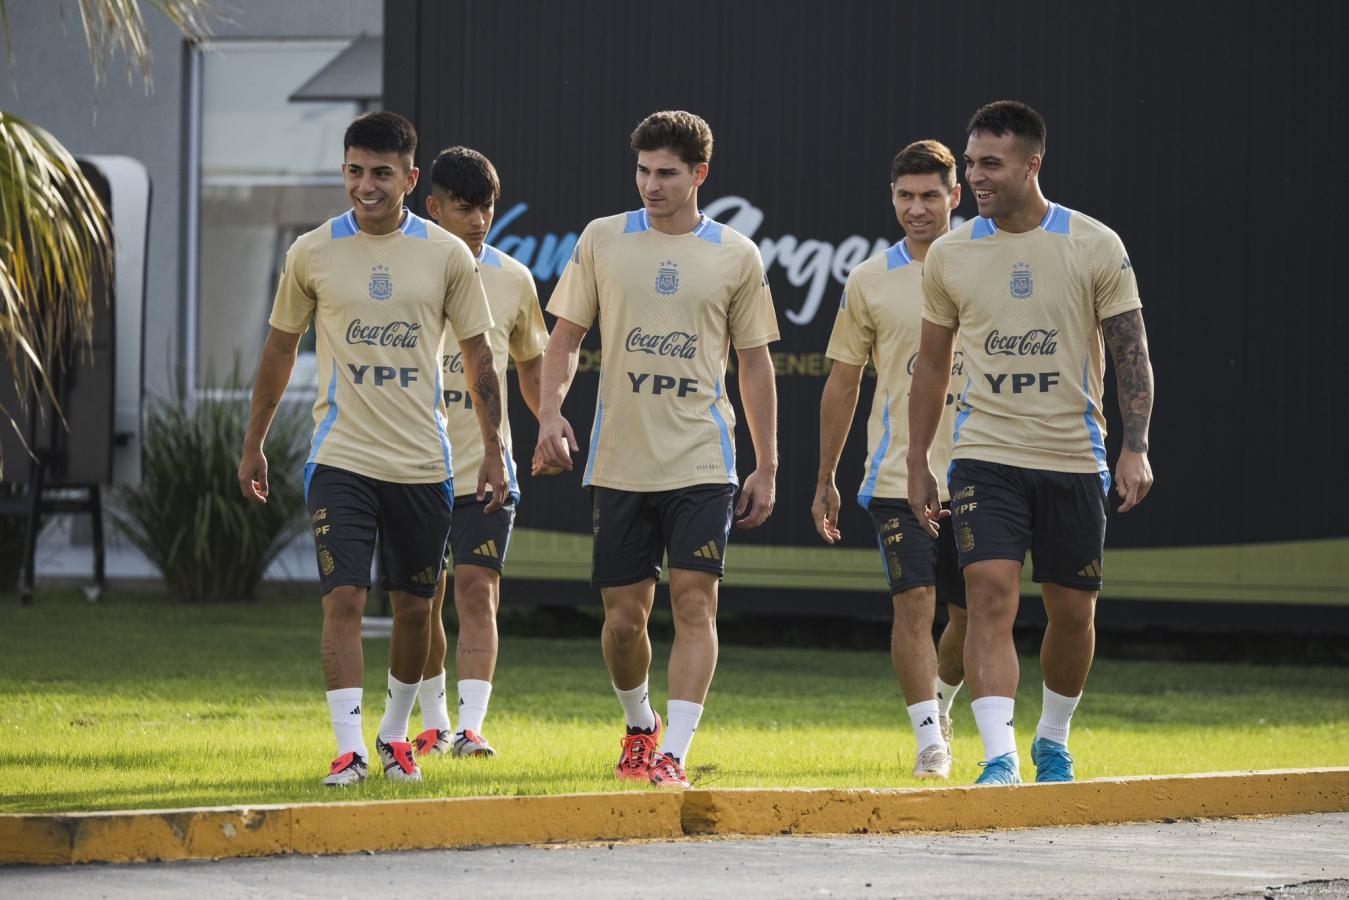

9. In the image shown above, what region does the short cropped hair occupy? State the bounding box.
[630,110,714,168]
[343,111,418,162]
[966,101,1047,156]
[890,139,957,189]
[429,146,502,205]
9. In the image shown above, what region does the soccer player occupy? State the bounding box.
[412,146,549,759]
[813,140,968,780]
[533,110,779,789]
[907,101,1155,785]
[238,112,508,786]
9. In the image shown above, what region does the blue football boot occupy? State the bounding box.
[1031,736,1075,783]
[974,751,1022,785]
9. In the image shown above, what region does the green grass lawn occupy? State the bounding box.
[1,590,1347,813]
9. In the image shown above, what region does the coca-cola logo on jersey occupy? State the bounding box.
[983,328,1058,357]
[906,350,965,377]
[442,353,464,374]
[345,319,422,349]
[625,327,699,359]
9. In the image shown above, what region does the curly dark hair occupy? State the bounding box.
[630,110,714,168]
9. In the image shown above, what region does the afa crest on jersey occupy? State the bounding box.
[1009,262,1033,300]
[655,260,679,296]
[369,265,393,301]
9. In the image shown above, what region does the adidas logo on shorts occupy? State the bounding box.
[473,540,500,559]
[1077,559,1102,578]
[693,541,721,561]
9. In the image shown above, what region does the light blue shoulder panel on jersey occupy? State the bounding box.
[693,216,724,244]
[331,210,359,239]
[971,217,998,240]
[399,210,429,239]
[624,210,651,234]
[478,244,505,268]
[885,238,914,270]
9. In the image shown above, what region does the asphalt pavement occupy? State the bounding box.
[3,812,1347,899]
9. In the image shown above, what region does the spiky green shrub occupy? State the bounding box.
[112,389,310,600]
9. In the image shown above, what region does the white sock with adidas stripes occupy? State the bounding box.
[456,679,493,737]
[907,698,944,752]
[417,670,452,732]
[326,687,366,758]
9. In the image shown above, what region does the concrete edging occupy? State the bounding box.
[3,768,1346,866]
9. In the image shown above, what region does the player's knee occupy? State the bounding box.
[670,588,716,630]
[454,575,497,626]
[1047,601,1095,634]
[322,586,365,624]
[604,603,649,643]
[965,585,1018,627]
[390,594,433,628]
[891,587,935,632]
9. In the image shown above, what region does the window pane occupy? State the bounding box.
[197,40,361,393]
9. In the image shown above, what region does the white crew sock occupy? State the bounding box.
[614,680,657,733]
[417,670,452,732]
[935,677,963,716]
[456,679,493,736]
[378,671,421,743]
[970,695,1018,762]
[907,699,944,752]
[659,699,704,764]
[1035,684,1082,746]
[326,687,367,758]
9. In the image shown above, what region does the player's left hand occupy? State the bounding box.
[735,468,776,530]
[478,445,510,513]
[812,479,842,544]
[1113,449,1153,513]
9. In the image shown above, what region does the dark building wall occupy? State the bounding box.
[386,0,1347,554]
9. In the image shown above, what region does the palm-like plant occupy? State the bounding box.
[0,0,216,475]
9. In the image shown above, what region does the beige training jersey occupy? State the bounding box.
[922,202,1142,474]
[826,239,959,506]
[547,209,779,492]
[269,208,493,484]
[440,243,548,498]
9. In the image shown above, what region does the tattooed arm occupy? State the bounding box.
[458,331,509,513]
[1101,309,1155,512]
[238,327,303,503]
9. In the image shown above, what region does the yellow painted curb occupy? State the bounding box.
[682,768,1349,835]
[0,792,683,866]
[2,768,1346,866]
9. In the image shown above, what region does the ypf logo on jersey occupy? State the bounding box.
[655,260,680,296]
[1009,262,1033,300]
[369,265,393,301]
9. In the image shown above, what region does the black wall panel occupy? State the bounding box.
[387,0,1348,551]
